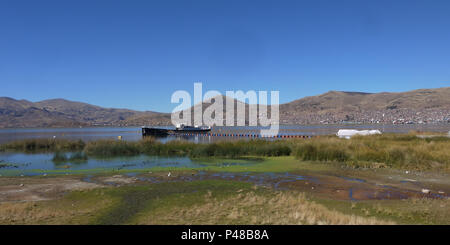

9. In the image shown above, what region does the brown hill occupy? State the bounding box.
[0,87,449,128]
[282,88,450,112]
[0,97,170,128]
[178,87,450,125]
[279,87,450,124]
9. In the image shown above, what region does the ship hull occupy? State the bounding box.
[142,127,211,136]
[142,127,170,136]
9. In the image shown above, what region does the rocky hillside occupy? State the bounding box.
[0,97,170,128]
[0,87,449,128]
[279,87,450,124]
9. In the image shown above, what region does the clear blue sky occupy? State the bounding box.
[1,0,449,112]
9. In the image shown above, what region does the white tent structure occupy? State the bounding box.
[336,129,382,139]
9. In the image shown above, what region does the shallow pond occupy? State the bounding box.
[0,152,257,176]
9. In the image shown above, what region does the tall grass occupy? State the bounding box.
[0,138,85,152]
[84,139,141,157]
[292,134,450,171]
[187,140,291,158]
[83,138,292,158]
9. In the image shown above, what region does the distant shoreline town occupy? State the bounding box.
[281,108,450,125]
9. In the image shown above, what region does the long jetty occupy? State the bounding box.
[172,132,317,138]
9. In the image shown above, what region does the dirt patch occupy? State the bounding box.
[0,173,149,203]
[0,176,103,202]
[100,175,139,185]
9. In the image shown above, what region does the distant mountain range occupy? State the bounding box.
[0,97,170,128]
[1,87,449,128]
[279,87,450,124]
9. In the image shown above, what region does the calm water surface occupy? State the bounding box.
[0,124,449,144]
[0,152,258,176]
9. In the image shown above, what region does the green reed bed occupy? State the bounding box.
[187,140,291,158]
[0,138,85,153]
[83,138,292,158]
[84,139,141,156]
[292,134,450,171]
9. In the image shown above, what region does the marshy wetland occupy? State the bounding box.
[0,132,449,225]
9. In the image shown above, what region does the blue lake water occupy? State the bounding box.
[0,153,193,175]
[0,152,258,176]
[0,124,449,144]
